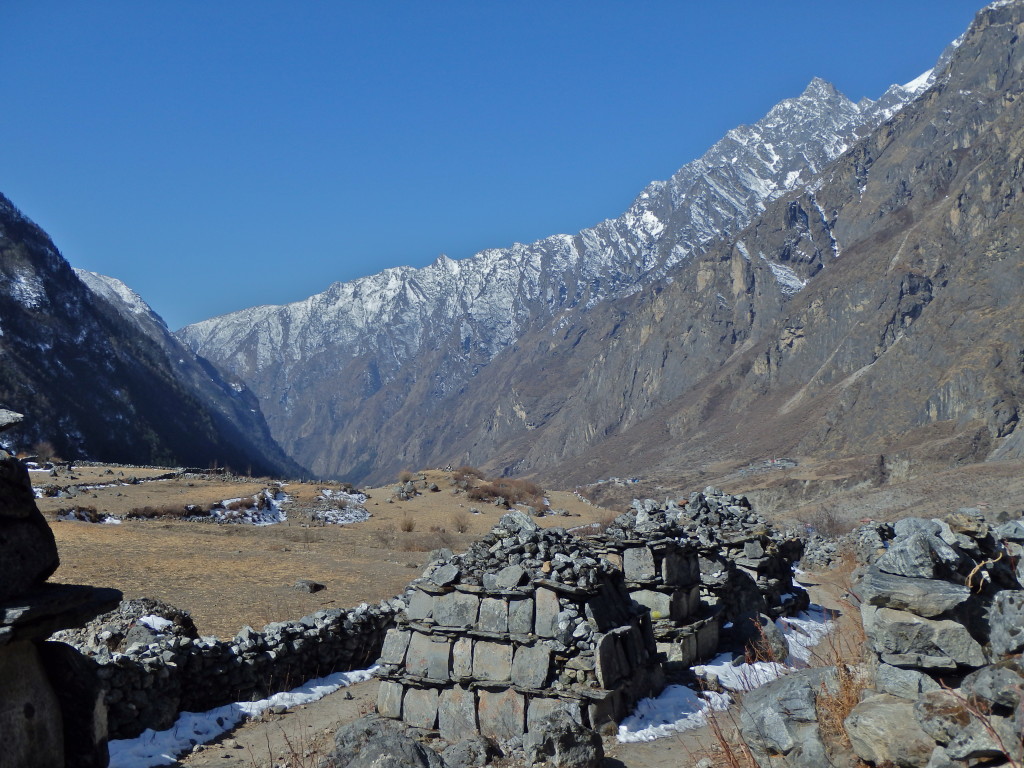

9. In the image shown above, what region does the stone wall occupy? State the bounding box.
[376,512,665,743]
[60,598,400,740]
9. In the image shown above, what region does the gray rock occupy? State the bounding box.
[430,564,460,587]
[326,715,443,768]
[438,685,477,744]
[858,566,972,618]
[511,644,550,689]
[0,409,24,432]
[472,642,512,683]
[498,510,538,534]
[523,710,603,768]
[913,690,971,745]
[294,579,326,593]
[402,687,440,730]
[875,663,941,698]
[960,658,1024,710]
[988,590,1024,656]
[875,532,960,579]
[845,693,935,768]
[478,598,508,633]
[433,591,478,627]
[495,564,527,589]
[738,667,836,766]
[440,735,498,768]
[477,688,525,741]
[863,605,988,669]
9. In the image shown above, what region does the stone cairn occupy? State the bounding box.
[0,410,121,768]
[375,511,664,743]
[596,488,807,661]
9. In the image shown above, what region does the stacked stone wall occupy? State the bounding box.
[69,600,399,739]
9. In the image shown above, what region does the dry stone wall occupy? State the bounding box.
[376,512,665,742]
[59,597,399,740]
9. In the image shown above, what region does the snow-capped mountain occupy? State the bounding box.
[0,201,302,475]
[180,70,936,482]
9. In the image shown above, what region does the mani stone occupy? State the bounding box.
[472,642,512,683]
[511,644,551,689]
[406,633,451,680]
[508,597,534,635]
[402,687,440,730]
[379,629,412,666]
[433,592,479,628]
[377,680,404,719]
[438,685,476,743]
[479,598,508,633]
[623,547,656,582]
[534,587,560,638]
[0,456,60,602]
[478,688,525,741]
[452,637,473,679]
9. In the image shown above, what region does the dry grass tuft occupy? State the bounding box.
[399,513,415,533]
[451,509,470,533]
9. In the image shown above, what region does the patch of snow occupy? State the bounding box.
[619,607,832,742]
[138,615,174,633]
[762,257,807,294]
[903,68,933,94]
[107,667,376,768]
[56,509,121,524]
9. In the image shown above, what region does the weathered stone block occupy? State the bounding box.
[495,564,527,589]
[406,589,434,622]
[402,687,439,729]
[478,688,525,741]
[479,598,508,634]
[623,547,656,582]
[661,548,696,586]
[433,591,479,628]
[438,685,477,742]
[595,630,628,689]
[377,680,404,719]
[0,642,64,768]
[508,597,534,635]
[405,632,450,679]
[452,636,473,679]
[845,693,935,768]
[511,644,550,689]
[630,589,670,619]
[534,587,560,638]
[863,605,987,669]
[379,629,411,665]
[526,697,583,732]
[472,641,512,682]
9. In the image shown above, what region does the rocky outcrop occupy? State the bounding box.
[0,196,302,475]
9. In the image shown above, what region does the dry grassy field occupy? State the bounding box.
[31,466,616,638]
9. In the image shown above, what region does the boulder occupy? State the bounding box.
[845,693,935,768]
[440,735,498,768]
[862,605,987,669]
[857,566,972,618]
[523,710,603,768]
[324,715,443,768]
[988,590,1024,656]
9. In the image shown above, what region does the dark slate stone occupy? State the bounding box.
[437,685,477,744]
[988,590,1024,656]
[534,587,560,638]
[380,630,412,666]
[523,710,603,768]
[433,592,478,628]
[472,641,512,683]
[377,680,404,719]
[477,688,525,741]
[0,457,59,602]
[845,693,936,768]
[478,598,508,634]
[402,687,440,730]
[507,597,534,635]
[326,715,443,768]
[511,644,550,689]
[451,637,473,679]
[495,565,527,589]
[623,547,656,582]
[440,734,497,768]
[430,564,460,587]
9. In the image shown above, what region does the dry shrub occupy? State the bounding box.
[398,469,414,483]
[125,504,192,520]
[399,513,416,533]
[373,525,397,549]
[57,506,102,523]
[33,441,60,463]
[469,477,545,508]
[598,509,620,532]
[816,662,869,749]
[451,510,470,533]
[453,465,485,482]
[805,504,852,538]
[225,499,247,511]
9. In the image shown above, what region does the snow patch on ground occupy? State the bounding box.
[108,667,376,768]
[617,606,832,743]
[138,615,174,633]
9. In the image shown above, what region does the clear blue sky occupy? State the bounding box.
[1,2,978,329]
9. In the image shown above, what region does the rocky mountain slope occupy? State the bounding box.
[180,45,941,483]
[0,198,303,476]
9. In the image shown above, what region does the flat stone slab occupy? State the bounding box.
[434,591,479,628]
[623,547,657,582]
[377,680,403,719]
[402,687,439,729]
[508,597,534,635]
[479,598,508,633]
[379,629,411,666]
[478,688,525,741]
[534,587,560,638]
[438,685,476,742]
[472,641,512,683]
[511,644,550,689]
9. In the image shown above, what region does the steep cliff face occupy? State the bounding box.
[523,0,1024,489]
[0,198,303,476]
[181,70,930,482]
